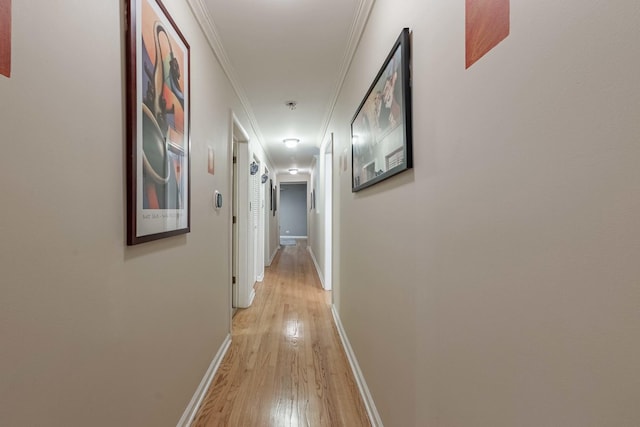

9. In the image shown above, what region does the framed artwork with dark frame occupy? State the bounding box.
[273,186,277,215]
[269,179,273,211]
[0,0,11,78]
[351,28,412,192]
[125,0,191,245]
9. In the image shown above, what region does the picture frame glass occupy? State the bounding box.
[273,186,277,215]
[351,28,412,192]
[127,0,190,244]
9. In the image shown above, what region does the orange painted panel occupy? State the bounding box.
[0,0,10,77]
[466,0,509,68]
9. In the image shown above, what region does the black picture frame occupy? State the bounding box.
[351,28,412,192]
[273,186,277,216]
[125,0,191,244]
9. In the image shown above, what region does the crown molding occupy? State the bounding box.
[185,0,277,170]
[186,0,372,173]
[317,0,376,146]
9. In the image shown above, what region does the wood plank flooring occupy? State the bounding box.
[192,242,370,427]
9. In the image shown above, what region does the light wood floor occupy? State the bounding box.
[192,242,370,427]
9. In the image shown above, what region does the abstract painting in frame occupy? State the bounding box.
[125,0,190,245]
[0,0,11,78]
[465,0,510,68]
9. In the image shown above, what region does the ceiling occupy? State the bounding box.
[190,0,374,174]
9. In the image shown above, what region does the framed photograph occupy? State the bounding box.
[125,0,190,245]
[273,186,277,216]
[269,179,273,211]
[351,28,412,192]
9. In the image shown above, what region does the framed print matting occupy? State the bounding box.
[125,0,190,245]
[351,28,412,192]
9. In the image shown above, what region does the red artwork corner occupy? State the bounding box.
[0,0,10,77]
[466,0,509,69]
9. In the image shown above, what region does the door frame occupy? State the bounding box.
[250,154,265,284]
[322,134,333,291]
[228,112,254,315]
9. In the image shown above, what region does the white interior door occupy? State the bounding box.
[251,158,260,284]
[232,141,238,308]
[232,119,253,309]
[258,168,265,280]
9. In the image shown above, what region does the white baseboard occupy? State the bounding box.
[331,306,384,427]
[248,289,255,306]
[176,334,232,426]
[307,247,325,289]
[267,247,279,266]
[257,273,265,282]
[237,288,256,309]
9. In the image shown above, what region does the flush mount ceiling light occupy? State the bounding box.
[288,168,298,175]
[283,138,300,148]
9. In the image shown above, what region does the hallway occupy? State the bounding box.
[192,242,370,427]
[2,1,638,425]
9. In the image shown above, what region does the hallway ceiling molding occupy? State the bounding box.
[315,0,376,150]
[186,0,272,163]
[188,0,375,174]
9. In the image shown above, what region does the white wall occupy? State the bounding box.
[263,171,277,266]
[308,157,323,283]
[331,0,640,425]
[0,1,256,425]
